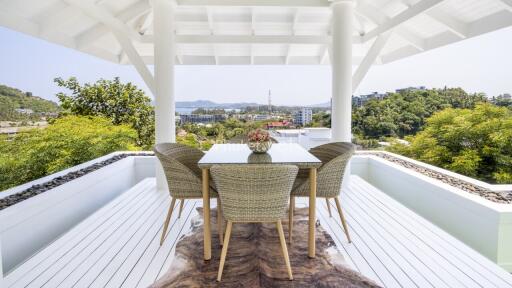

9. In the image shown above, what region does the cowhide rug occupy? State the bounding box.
[151,207,381,288]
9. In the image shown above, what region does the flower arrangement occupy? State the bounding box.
[247,128,270,143]
[247,129,272,153]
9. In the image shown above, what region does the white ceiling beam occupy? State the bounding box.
[397,0,468,38]
[356,1,426,50]
[381,10,512,63]
[134,55,364,65]
[112,31,156,96]
[39,5,78,36]
[499,0,512,10]
[175,34,330,44]
[362,0,444,42]
[176,0,330,7]
[353,31,392,92]
[285,44,292,64]
[320,45,329,64]
[206,8,214,34]
[425,9,467,38]
[250,44,254,64]
[176,55,184,64]
[136,11,153,35]
[65,0,144,42]
[251,8,256,35]
[292,8,300,35]
[75,1,150,49]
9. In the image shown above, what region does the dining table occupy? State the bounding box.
[198,143,322,260]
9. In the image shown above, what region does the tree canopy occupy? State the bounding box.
[0,115,139,191]
[388,103,512,183]
[352,88,487,139]
[55,77,154,148]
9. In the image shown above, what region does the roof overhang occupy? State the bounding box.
[1,0,511,65]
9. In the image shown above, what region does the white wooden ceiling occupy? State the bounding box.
[0,0,511,65]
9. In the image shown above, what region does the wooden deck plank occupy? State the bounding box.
[103,199,195,288]
[352,177,512,288]
[298,200,358,271]
[27,182,162,287]
[35,184,165,288]
[349,179,499,288]
[8,176,512,288]
[133,200,199,288]
[344,185,458,288]
[89,197,179,288]
[313,200,386,287]
[63,185,169,287]
[5,179,152,287]
[8,179,155,288]
[341,194,437,288]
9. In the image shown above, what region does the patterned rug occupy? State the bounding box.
[151,207,381,288]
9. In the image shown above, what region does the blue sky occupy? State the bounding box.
[0,26,511,106]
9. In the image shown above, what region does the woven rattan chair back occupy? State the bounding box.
[293,142,355,198]
[211,164,298,222]
[153,143,207,199]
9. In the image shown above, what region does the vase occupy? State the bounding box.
[247,141,272,154]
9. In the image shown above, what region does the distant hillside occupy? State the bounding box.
[0,84,60,121]
[176,100,260,109]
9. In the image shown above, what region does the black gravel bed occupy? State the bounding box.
[0,153,154,211]
[361,152,512,204]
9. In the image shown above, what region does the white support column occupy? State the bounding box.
[154,0,176,191]
[331,0,354,142]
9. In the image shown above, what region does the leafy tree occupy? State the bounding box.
[388,103,512,183]
[54,77,154,148]
[0,115,139,191]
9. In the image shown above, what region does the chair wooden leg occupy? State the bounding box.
[217,197,224,246]
[326,198,332,217]
[217,221,233,282]
[178,199,185,218]
[334,197,351,243]
[288,196,295,243]
[277,220,293,280]
[160,198,176,246]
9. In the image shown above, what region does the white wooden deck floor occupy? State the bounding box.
[5,176,512,288]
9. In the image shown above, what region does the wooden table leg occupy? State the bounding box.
[308,167,317,258]
[202,168,211,260]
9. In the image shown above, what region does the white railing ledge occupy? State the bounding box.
[0,151,153,199]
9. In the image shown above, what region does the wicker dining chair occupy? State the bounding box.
[154,143,223,246]
[211,164,298,282]
[289,142,355,243]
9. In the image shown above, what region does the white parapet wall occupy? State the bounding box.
[351,153,512,272]
[0,152,156,275]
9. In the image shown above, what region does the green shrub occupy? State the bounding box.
[0,115,139,191]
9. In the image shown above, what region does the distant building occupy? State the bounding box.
[395,86,426,93]
[293,107,313,126]
[179,114,226,124]
[15,108,34,114]
[352,92,387,107]
[253,114,271,121]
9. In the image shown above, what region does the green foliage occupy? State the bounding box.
[308,111,331,128]
[55,77,154,148]
[0,115,139,191]
[0,84,60,121]
[388,103,512,183]
[352,88,487,139]
[179,118,263,150]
